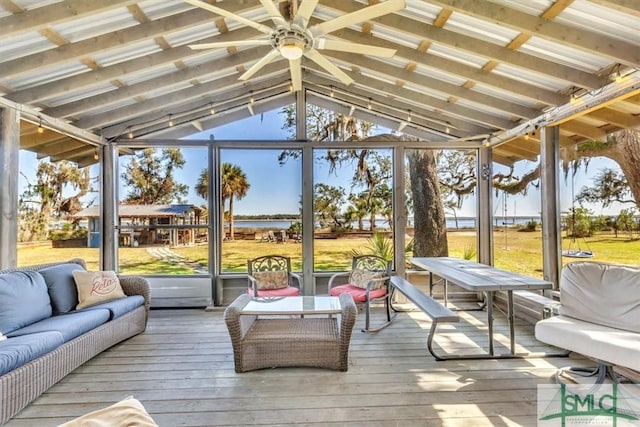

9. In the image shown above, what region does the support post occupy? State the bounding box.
[393,146,406,277]
[0,107,19,269]
[540,126,562,290]
[477,147,493,265]
[101,143,117,270]
[297,90,314,294]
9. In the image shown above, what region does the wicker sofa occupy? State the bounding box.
[0,259,150,425]
[224,294,357,372]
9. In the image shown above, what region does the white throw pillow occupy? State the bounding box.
[57,396,157,426]
[72,270,127,310]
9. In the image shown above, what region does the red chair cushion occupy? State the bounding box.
[247,286,300,297]
[329,284,387,303]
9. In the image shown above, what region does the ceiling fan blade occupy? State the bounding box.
[182,0,273,34]
[290,58,302,91]
[310,0,405,36]
[188,39,272,50]
[239,49,282,81]
[316,39,396,57]
[304,48,354,86]
[259,0,287,25]
[293,0,319,27]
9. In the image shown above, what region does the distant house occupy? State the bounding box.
[74,204,204,248]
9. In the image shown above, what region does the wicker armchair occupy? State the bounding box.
[224,293,357,372]
[328,255,393,332]
[247,255,302,297]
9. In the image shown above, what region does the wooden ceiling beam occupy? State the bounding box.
[329,27,565,105]
[0,0,139,38]
[428,0,639,68]
[321,0,603,89]
[48,46,275,120]
[9,26,264,104]
[0,1,264,78]
[319,50,538,119]
[560,121,609,140]
[303,70,512,130]
[586,107,640,129]
[304,81,487,136]
[36,140,88,159]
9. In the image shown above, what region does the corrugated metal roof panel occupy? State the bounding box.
[138,0,190,20]
[471,82,540,108]
[0,32,55,62]
[118,63,180,86]
[51,7,138,43]
[4,62,89,91]
[560,0,640,44]
[491,63,568,91]
[11,0,62,11]
[72,98,137,121]
[413,63,468,86]
[43,82,117,107]
[444,11,520,46]
[402,0,442,23]
[92,40,163,67]
[519,37,613,73]
[455,98,516,121]
[427,43,488,68]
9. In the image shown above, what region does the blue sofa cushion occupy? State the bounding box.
[0,271,52,335]
[38,263,85,315]
[7,309,110,342]
[80,295,145,320]
[0,331,64,376]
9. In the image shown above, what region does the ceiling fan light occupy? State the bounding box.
[280,43,303,59]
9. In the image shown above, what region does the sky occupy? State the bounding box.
[19,107,626,219]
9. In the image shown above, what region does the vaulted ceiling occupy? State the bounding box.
[1,0,639,167]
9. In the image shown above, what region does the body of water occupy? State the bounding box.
[229,216,541,230]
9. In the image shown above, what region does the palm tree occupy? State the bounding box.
[221,163,250,240]
[195,165,250,240]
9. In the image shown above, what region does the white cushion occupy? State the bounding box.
[559,262,640,333]
[536,315,640,371]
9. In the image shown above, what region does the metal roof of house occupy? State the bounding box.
[1,0,639,167]
[75,204,202,218]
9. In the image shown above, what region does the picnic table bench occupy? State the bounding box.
[389,275,460,361]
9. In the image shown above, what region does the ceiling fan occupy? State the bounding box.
[184,0,406,91]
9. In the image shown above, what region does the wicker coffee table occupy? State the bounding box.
[224,294,357,372]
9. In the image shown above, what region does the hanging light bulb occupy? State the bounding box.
[407,110,412,123]
[209,103,215,115]
[330,86,334,97]
[249,91,254,105]
[445,126,451,134]
[367,98,372,110]
[127,127,133,139]
[93,148,99,160]
[289,83,293,92]
[37,117,44,134]
[524,133,530,140]
[168,114,174,127]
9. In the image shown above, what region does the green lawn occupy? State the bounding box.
[17,230,640,278]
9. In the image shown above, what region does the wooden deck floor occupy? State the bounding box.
[7,305,586,426]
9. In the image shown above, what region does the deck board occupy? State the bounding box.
[5,305,586,426]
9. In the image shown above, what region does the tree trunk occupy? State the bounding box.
[408,150,449,257]
[229,197,235,240]
[607,130,640,208]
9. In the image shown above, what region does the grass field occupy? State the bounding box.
[17,229,640,278]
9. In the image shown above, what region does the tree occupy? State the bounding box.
[121,148,188,205]
[576,168,634,208]
[314,183,347,231]
[19,160,93,241]
[221,163,250,240]
[566,129,640,209]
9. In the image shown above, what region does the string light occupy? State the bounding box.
[37,117,44,134]
[249,91,254,105]
[524,133,530,140]
[330,86,334,97]
[289,83,293,92]
[209,103,215,115]
[93,148,99,160]
[445,126,450,134]
[407,110,412,123]
[367,98,372,110]
[127,127,133,139]
[168,114,174,127]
